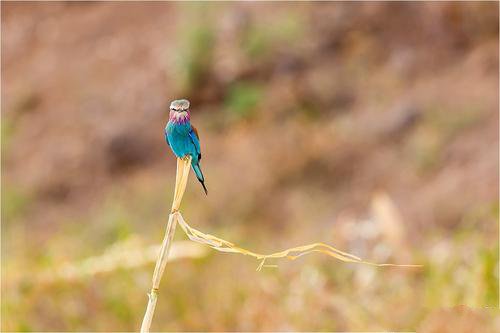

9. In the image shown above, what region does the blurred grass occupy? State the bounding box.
[423,238,498,309]
[1,118,15,159]
[242,14,304,59]
[3,185,497,331]
[225,82,263,121]
[1,184,31,224]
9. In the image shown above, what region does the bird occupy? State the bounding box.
[165,99,208,195]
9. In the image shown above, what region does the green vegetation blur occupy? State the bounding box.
[2,2,499,332]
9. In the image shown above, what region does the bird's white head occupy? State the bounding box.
[170,99,190,112]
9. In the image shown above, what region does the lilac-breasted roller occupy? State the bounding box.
[165,99,208,194]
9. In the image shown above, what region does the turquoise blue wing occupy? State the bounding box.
[188,125,201,161]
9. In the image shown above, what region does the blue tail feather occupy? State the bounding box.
[192,162,207,195]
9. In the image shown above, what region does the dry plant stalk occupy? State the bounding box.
[141,157,421,332]
[176,213,420,270]
[140,156,191,333]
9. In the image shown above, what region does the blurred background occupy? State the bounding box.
[1,2,499,332]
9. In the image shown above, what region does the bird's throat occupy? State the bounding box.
[169,110,190,124]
